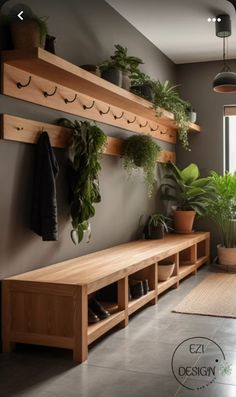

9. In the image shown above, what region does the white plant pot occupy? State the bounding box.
[217,244,236,266]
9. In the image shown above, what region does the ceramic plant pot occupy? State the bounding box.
[131,84,154,102]
[144,223,164,240]
[122,71,131,90]
[158,259,175,281]
[217,244,236,267]
[101,67,122,87]
[11,20,45,49]
[174,210,196,234]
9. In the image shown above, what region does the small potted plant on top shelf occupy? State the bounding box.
[186,105,197,124]
[161,162,215,234]
[207,171,236,269]
[100,44,144,90]
[143,213,170,239]
[130,70,155,102]
[8,3,48,49]
[123,134,161,198]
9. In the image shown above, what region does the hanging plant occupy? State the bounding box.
[59,119,107,244]
[123,134,161,197]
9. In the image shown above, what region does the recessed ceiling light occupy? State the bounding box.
[217,18,222,22]
[213,18,217,22]
[208,18,212,22]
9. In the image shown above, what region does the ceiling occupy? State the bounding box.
[106,0,236,64]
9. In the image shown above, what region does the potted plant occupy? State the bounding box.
[161,162,214,233]
[158,259,175,281]
[143,213,170,239]
[130,71,155,102]
[152,80,191,151]
[207,171,236,267]
[8,4,48,49]
[100,44,143,89]
[123,134,161,197]
[58,119,107,244]
[186,105,197,124]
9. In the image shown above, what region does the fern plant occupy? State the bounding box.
[59,119,107,244]
[152,80,191,151]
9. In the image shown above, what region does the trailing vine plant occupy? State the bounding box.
[59,119,107,244]
[123,134,161,197]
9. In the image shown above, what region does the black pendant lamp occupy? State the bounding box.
[213,14,236,93]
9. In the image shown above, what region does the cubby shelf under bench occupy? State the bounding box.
[2,232,210,363]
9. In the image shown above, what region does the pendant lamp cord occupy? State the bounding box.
[223,36,231,72]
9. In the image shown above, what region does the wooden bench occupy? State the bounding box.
[2,232,210,363]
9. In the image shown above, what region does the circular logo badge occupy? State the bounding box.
[171,337,230,391]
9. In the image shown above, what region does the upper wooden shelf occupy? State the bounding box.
[1,48,201,133]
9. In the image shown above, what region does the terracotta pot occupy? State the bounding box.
[158,260,175,281]
[217,244,236,266]
[11,20,45,49]
[174,210,196,233]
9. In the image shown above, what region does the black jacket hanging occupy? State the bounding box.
[31,131,59,241]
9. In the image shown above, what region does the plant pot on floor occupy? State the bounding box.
[101,67,122,87]
[131,84,154,102]
[158,259,175,281]
[217,244,236,267]
[174,210,196,234]
[11,20,46,49]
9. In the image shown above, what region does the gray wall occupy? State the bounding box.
[176,59,236,255]
[0,0,176,280]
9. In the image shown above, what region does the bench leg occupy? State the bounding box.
[73,286,88,363]
[118,277,128,328]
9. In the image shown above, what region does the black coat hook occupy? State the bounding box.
[160,130,168,135]
[114,111,124,120]
[139,121,148,128]
[99,106,110,115]
[150,124,159,132]
[16,76,32,89]
[83,100,95,110]
[127,116,137,124]
[64,94,77,104]
[43,86,58,98]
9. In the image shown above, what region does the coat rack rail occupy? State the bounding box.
[0,114,176,163]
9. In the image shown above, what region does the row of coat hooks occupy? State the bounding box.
[16,75,175,138]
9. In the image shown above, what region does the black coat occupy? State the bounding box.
[31,132,59,241]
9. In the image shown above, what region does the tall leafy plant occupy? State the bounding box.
[207,171,236,248]
[59,119,107,244]
[161,162,215,215]
[100,44,143,75]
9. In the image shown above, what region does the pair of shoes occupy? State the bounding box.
[88,297,111,324]
[129,278,150,299]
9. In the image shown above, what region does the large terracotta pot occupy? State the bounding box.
[174,210,196,233]
[217,244,236,266]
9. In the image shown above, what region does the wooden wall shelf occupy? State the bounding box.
[2,232,210,363]
[1,48,201,145]
[1,114,176,163]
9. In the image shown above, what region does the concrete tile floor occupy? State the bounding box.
[1,266,236,397]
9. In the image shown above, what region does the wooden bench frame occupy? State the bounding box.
[2,232,210,363]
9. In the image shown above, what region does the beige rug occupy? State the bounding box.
[173,273,236,318]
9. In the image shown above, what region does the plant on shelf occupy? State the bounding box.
[152,80,191,151]
[161,162,215,233]
[143,213,170,240]
[130,70,155,102]
[207,171,236,267]
[58,119,107,244]
[100,44,144,89]
[123,134,161,197]
[8,3,48,49]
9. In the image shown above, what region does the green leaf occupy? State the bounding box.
[181,163,199,184]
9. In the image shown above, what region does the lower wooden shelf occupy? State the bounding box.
[88,308,125,345]
[179,263,196,280]
[158,276,178,295]
[196,256,208,269]
[128,290,156,315]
